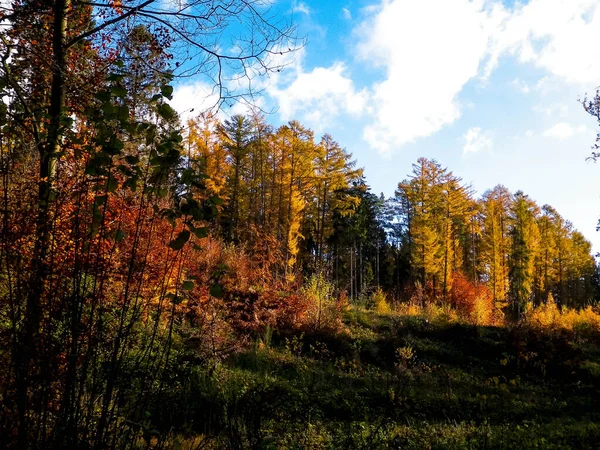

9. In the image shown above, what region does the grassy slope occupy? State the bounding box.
[141,309,600,449]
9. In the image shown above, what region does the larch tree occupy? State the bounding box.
[219,114,253,242]
[535,205,561,305]
[277,121,316,274]
[479,186,512,307]
[440,172,472,299]
[399,158,449,297]
[566,230,596,307]
[311,134,361,268]
[186,112,229,215]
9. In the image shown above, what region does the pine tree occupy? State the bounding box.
[508,191,540,318]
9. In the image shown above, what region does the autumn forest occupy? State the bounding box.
[1,0,600,449]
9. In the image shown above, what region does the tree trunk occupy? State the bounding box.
[18,0,68,446]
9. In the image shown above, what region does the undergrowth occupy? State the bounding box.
[116,302,600,449]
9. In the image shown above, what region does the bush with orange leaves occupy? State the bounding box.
[181,235,311,337]
[449,272,499,326]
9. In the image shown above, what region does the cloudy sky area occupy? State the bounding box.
[172,0,600,252]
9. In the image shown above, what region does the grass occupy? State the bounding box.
[124,307,600,449]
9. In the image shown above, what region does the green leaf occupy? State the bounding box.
[94,195,108,206]
[118,105,130,121]
[125,155,139,165]
[107,73,125,82]
[210,283,223,298]
[102,103,117,117]
[157,103,176,121]
[146,125,157,144]
[210,196,224,206]
[169,230,190,251]
[115,229,126,242]
[182,280,194,291]
[166,293,183,304]
[124,176,138,191]
[95,90,111,102]
[110,86,127,98]
[161,85,174,100]
[60,115,74,128]
[194,227,209,239]
[107,177,119,193]
[104,137,124,155]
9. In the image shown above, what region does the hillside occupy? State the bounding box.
[121,306,600,449]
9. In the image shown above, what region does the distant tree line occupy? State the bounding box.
[185,116,600,315]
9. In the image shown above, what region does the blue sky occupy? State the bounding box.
[172,0,600,252]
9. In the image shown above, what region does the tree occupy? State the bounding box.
[398,159,444,293]
[439,172,472,298]
[120,24,172,121]
[508,191,540,318]
[397,158,472,299]
[219,114,253,242]
[311,134,361,268]
[1,0,297,315]
[329,179,385,300]
[479,186,512,307]
[0,1,297,446]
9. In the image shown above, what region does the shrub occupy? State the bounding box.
[301,274,344,332]
[449,272,497,325]
[371,288,391,314]
[525,293,600,339]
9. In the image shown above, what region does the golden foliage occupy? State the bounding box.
[525,294,600,335]
[372,288,391,314]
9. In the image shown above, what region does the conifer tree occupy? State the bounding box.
[479,186,512,307]
[508,191,540,317]
[219,115,253,242]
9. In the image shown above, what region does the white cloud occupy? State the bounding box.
[512,78,530,94]
[533,76,556,95]
[356,0,497,152]
[248,0,600,154]
[171,81,221,124]
[269,62,368,129]
[542,122,591,139]
[532,103,570,118]
[487,0,600,84]
[543,122,574,139]
[292,1,310,15]
[170,45,305,124]
[350,0,600,152]
[172,79,271,124]
[170,0,600,152]
[463,127,493,154]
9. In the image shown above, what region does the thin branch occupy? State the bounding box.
[66,0,157,49]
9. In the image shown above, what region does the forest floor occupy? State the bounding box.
[134,308,600,449]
